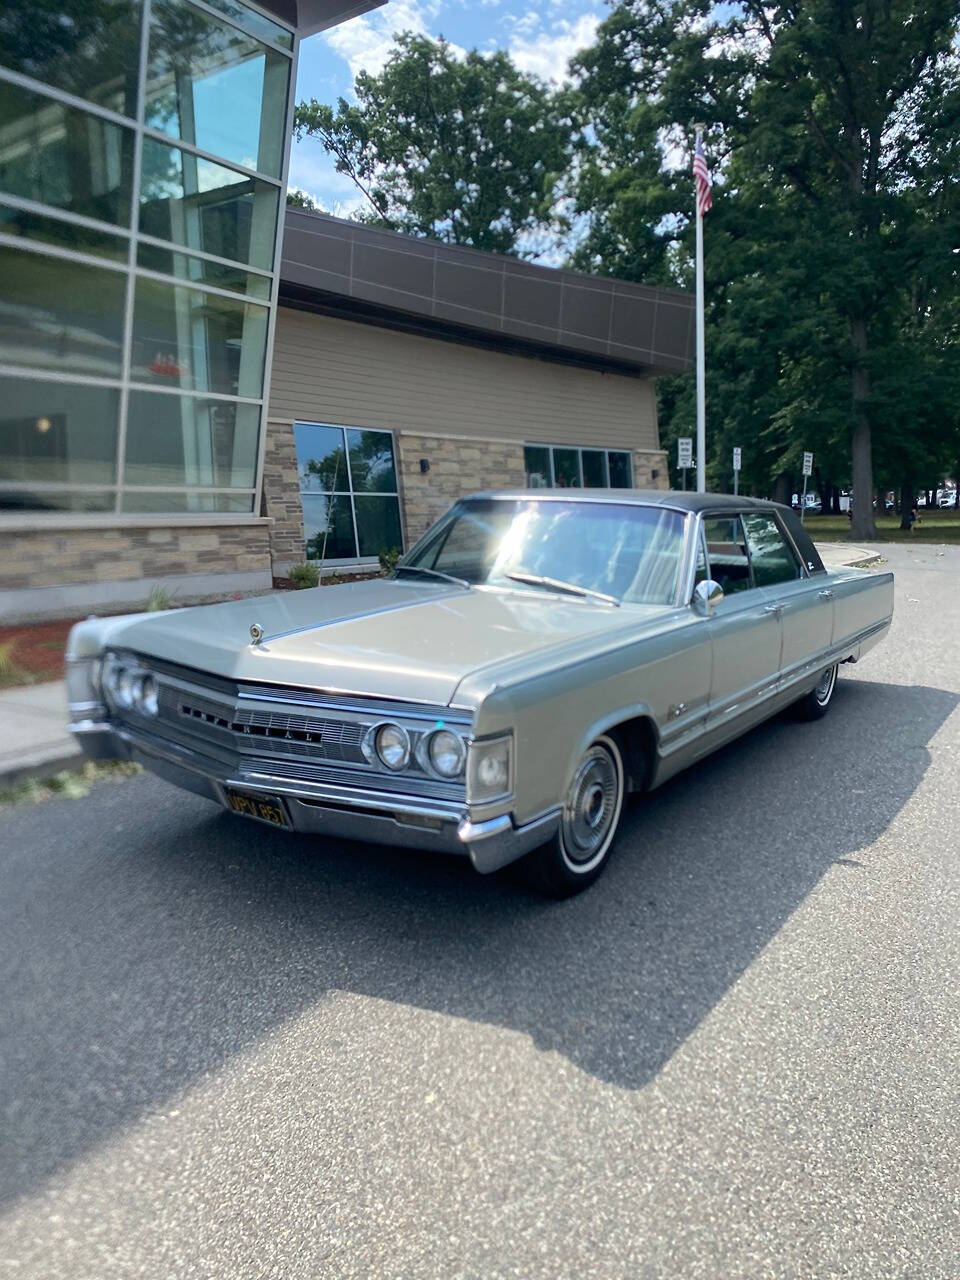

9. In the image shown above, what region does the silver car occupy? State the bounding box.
[67,492,893,895]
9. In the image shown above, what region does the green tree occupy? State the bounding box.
[572,0,960,538]
[294,33,576,255]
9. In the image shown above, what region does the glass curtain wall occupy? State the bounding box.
[0,0,293,516]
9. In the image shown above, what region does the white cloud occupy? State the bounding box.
[322,0,462,81]
[507,11,599,84]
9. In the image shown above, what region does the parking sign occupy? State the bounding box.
[802,451,813,477]
[732,447,741,472]
[677,437,693,468]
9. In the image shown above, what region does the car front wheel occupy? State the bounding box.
[522,734,625,897]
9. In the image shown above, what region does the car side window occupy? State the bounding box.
[742,513,802,587]
[694,529,709,584]
[703,516,752,595]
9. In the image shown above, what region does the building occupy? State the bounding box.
[0,0,693,621]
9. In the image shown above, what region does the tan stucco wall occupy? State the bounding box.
[269,308,661,452]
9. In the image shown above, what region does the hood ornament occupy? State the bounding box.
[249,622,264,645]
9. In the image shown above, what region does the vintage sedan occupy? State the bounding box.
[66,492,893,895]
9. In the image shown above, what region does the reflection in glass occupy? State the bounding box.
[0,82,134,227]
[552,448,581,488]
[124,391,259,487]
[294,423,347,492]
[608,451,632,488]
[524,445,550,488]
[145,0,290,178]
[0,202,128,260]
[202,0,293,50]
[355,496,403,557]
[119,490,253,512]
[347,429,397,493]
[137,242,270,298]
[303,493,356,561]
[0,0,142,116]
[130,276,268,397]
[582,449,607,488]
[139,137,278,270]
[0,377,119,486]
[0,245,126,377]
[742,513,800,586]
[0,488,116,512]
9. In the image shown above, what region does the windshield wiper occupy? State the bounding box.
[394,564,471,590]
[505,572,619,607]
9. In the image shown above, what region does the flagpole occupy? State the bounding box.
[694,125,706,494]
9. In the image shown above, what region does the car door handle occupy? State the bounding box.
[762,602,783,616]
[818,589,835,600]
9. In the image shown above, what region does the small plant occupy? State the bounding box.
[0,640,29,690]
[289,561,320,589]
[379,546,402,575]
[147,584,173,612]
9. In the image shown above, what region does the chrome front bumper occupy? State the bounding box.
[70,719,558,874]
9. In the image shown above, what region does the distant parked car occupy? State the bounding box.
[937,491,956,508]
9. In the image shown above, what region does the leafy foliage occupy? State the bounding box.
[289,562,321,589]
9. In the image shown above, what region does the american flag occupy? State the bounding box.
[693,135,712,217]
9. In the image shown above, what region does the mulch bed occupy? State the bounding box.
[0,617,78,687]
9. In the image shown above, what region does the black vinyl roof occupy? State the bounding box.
[472,489,783,514]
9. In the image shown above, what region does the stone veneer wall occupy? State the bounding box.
[397,433,527,544]
[0,524,273,620]
[633,449,669,490]
[261,419,306,573]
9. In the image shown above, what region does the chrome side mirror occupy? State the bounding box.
[692,579,724,617]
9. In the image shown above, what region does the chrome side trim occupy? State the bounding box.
[236,688,473,724]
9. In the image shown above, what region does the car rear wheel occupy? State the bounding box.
[522,734,625,897]
[794,663,838,721]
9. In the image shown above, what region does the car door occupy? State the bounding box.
[741,511,834,689]
[697,513,783,748]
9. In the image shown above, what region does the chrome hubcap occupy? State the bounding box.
[815,665,837,706]
[562,745,620,864]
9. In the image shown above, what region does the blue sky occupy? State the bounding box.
[289,0,607,214]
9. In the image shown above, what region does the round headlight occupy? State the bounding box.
[428,729,465,778]
[140,674,159,716]
[116,667,135,708]
[375,723,410,770]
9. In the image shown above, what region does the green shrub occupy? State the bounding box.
[379,546,402,574]
[289,561,321,589]
[147,584,173,612]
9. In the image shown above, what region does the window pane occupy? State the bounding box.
[0,488,115,513]
[524,445,550,488]
[130,276,268,397]
[0,202,128,260]
[294,423,347,493]
[139,137,278,270]
[303,493,356,561]
[119,490,253,512]
[582,449,607,488]
[703,516,752,595]
[137,242,270,298]
[0,245,126,377]
[202,0,293,49]
[347,429,397,493]
[0,377,119,485]
[0,0,142,116]
[354,495,403,558]
[552,448,581,488]
[608,451,632,488]
[742,513,801,587]
[0,82,135,227]
[124,391,259,487]
[145,0,290,178]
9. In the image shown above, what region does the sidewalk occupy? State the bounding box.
[814,541,884,569]
[0,681,81,788]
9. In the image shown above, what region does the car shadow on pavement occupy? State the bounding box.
[1,677,956,1208]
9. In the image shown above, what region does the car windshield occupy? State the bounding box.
[399,499,686,606]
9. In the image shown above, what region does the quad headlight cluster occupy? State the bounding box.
[360,720,512,799]
[101,653,160,717]
[361,721,467,779]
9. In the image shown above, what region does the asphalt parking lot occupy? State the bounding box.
[2,544,958,1278]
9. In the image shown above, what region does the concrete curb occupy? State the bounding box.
[0,746,85,790]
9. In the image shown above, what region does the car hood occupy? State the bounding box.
[113,578,665,707]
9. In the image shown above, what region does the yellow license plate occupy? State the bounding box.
[223,788,289,828]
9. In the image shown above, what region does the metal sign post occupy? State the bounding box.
[732,446,741,496]
[801,451,813,523]
[677,437,693,491]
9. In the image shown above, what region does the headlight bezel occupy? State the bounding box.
[101,652,160,717]
[425,728,466,779]
[466,733,514,804]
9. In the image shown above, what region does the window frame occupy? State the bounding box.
[523,443,634,490]
[740,510,804,588]
[294,420,404,566]
[690,507,814,603]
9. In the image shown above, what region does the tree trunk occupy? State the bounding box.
[899,480,913,530]
[849,315,878,539]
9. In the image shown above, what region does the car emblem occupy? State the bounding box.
[249,622,264,645]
